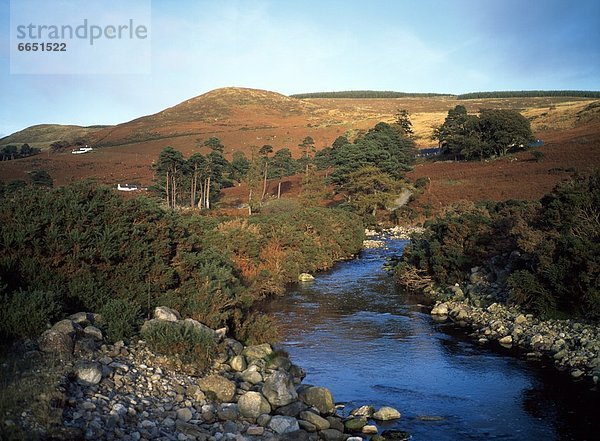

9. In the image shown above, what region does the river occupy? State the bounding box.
[263,237,599,440]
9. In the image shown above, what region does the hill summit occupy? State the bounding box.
[90,87,325,148]
[122,87,322,126]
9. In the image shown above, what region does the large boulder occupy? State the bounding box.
[298,411,330,430]
[274,401,308,417]
[224,338,244,356]
[39,329,74,356]
[183,318,217,339]
[298,273,315,282]
[350,405,374,417]
[344,416,367,431]
[75,362,102,386]
[83,325,103,341]
[197,375,236,402]
[230,355,247,372]
[298,386,334,415]
[68,312,93,326]
[51,319,81,337]
[153,306,181,322]
[217,403,240,421]
[262,371,298,407]
[431,303,449,316]
[373,406,401,421]
[238,392,271,419]
[240,366,263,385]
[268,415,300,434]
[319,429,345,441]
[242,343,273,360]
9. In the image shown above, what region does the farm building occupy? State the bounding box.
[117,184,139,192]
[71,146,93,154]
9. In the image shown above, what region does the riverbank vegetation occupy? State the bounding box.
[397,172,600,320]
[0,182,364,345]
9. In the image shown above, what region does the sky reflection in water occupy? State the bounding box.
[264,238,599,440]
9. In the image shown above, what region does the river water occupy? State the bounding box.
[263,237,599,440]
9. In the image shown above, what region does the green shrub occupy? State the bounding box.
[414,177,429,189]
[0,181,366,346]
[0,289,61,339]
[507,270,556,316]
[397,173,600,321]
[100,299,142,343]
[141,320,216,368]
[234,312,279,345]
[532,150,545,162]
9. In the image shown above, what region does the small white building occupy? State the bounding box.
[71,146,93,154]
[117,184,139,192]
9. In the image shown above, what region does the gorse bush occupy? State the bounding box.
[0,181,363,345]
[507,270,556,316]
[100,299,143,343]
[234,312,280,345]
[398,173,600,320]
[0,288,61,340]
[141,320,216,368]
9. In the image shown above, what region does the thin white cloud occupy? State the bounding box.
[150,3,451,94]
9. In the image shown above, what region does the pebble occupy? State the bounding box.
[176,407,193,422]
[246,425,264,436]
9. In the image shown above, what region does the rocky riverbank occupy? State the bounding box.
[423,273,600,386]
[1,307,405,441]
[363,226,425,249]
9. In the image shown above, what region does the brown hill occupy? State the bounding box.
[89,87,341,155]
[0,124,109,149]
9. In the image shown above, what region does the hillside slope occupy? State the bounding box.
[0,124,109,149]
[89,87,345,155]
[0,90,598,201]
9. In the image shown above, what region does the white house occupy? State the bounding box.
[71,146,93,154]
[117,184,138,192]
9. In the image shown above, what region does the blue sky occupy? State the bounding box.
[1,0,599,136]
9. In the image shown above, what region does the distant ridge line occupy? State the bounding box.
[290,90,600,99]
[457,90,600,99]
[290,91,453,99]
